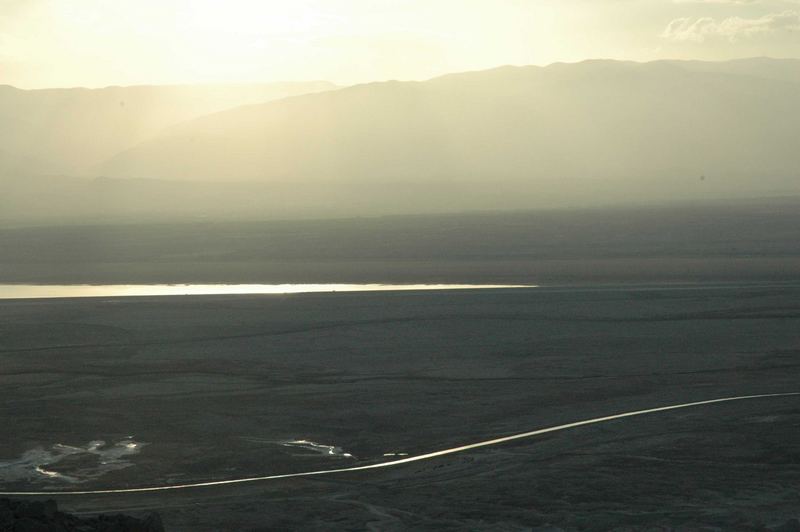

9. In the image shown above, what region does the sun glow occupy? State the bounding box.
[4,0,796,89]
[152,0,343,82]
[177,0,335,37]
[1,0,559,88]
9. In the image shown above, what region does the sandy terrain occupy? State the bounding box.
[1,285,799,530]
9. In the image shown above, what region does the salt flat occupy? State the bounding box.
[1,285,799,530]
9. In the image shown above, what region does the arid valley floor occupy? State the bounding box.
[1,285,799,530]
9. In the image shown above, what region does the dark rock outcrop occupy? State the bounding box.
[774,518,800,532]
[0,499,164,532]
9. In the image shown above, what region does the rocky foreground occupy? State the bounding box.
[0,499,163,532]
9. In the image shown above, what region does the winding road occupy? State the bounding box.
[2,392,798,497]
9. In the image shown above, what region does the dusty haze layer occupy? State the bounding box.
[3,58,800,222]
[0,81,336,176]
[2,200,799,285]
[98,58,800,208]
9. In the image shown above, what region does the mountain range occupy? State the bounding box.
[3,58,799,222]
[0,81,336,176]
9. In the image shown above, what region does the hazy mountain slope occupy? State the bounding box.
[99,59,800,209]
[0,81,336,175]
[663,57,800,84]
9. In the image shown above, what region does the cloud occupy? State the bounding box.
[662,10,800,41]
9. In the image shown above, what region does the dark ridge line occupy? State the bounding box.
[3,363,800,382]
[3,310,799,354]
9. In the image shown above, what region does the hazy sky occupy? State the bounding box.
[2,0,799,88]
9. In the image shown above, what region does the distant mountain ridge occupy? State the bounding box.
[4,58,800,222]
[0,81,337,175]
[95,58,800,210]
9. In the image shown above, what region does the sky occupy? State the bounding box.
[1,0,799,89]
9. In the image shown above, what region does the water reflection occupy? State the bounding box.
[0,283,533,300]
